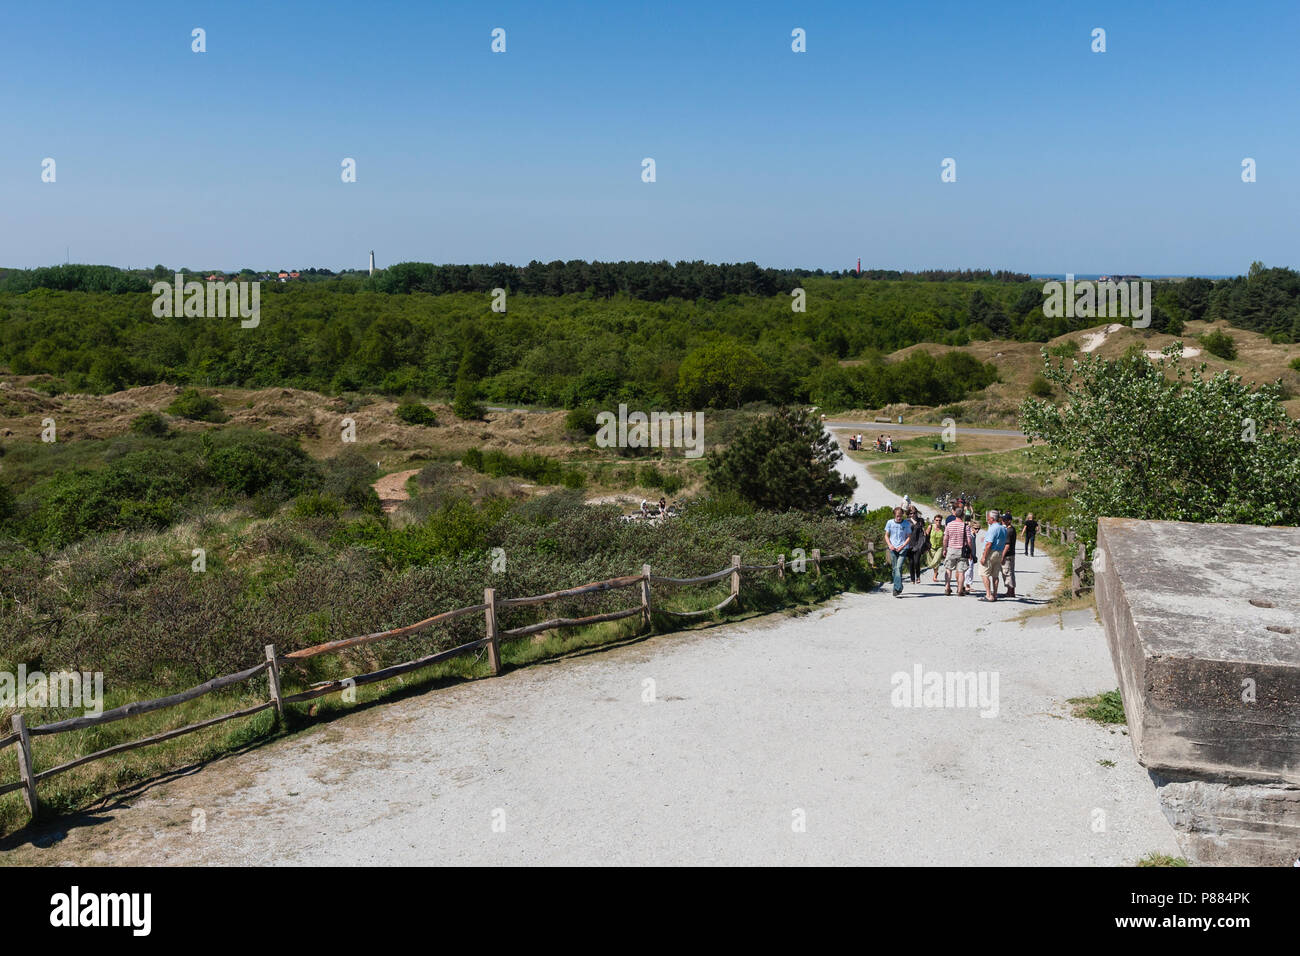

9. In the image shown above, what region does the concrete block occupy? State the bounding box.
[1095,517,1300,864]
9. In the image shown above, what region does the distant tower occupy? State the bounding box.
[856,257,861,275]
[369,250,375,276]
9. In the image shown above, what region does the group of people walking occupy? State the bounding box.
[884,502,1039,600]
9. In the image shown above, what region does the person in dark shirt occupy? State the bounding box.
[1022,513,1038,556]
[1000,512,1017,597]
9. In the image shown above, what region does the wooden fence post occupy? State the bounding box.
[11,714,37,817]
[640,564,652,628]
[730,554,741,600]
[811,548,821,576]
[777,554,785,580]
[484,588,501,676]
[867,541,875,564]
[264,645,283,717]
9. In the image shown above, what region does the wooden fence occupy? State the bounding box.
[1036,519,1092,599]
[0,543,879,823]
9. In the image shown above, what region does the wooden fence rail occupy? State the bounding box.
[1037,520,1092,598]
[0,542,882,823]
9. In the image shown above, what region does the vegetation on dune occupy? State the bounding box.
[461,447,586,490]
[708,407,855,512]
[0,487,879,706]
[1198,328,1237,360]
[0,429,379,548]
[166,386,227,422]
[1020,345,1300,548]
[879,449,1073,528]
[395,401,438,426]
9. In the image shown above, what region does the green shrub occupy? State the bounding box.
[396,402,438,426]
[661,473,685,496]
[453,380,484,420]
[1198,329,1237,360]
[24,459,189,547]
[639,464,665,489]
[564,406,599,435]
[1028,374,1053,398]
[708,407,854,511]
[1021,345,1300,547]
[1288,356,1300,372]
[129,411,171,438]
[688,490,755,518]
[320,449,381,513]
[461,446,579,487]
[203,430,317,498]
[291,492,343,519]
[167,387,228,422]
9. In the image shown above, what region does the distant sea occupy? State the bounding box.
[1030,274,1236,281]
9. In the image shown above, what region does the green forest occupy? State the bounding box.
[4,259,1273,413]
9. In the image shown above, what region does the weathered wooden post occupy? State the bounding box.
[730,554,741,601]
[264,644,283,717]
[640,564,652,628]
[11,713,37,817]
[484,587,501,676]
[811,548,821,576]
[777,554,785,580]
[867,541,875,564]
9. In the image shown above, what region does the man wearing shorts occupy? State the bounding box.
[941,505,969,596]
[999,512,1017,597]
[980,509,1008,601]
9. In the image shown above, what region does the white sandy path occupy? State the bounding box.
[826,428,903,509]
[1145,347,1201,360]
[1080,323,1125,353]
[4,448,1179,866]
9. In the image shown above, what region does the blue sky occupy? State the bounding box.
[2,0,1297,275]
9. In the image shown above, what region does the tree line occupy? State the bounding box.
[1,261,1030,301]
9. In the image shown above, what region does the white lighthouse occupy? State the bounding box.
[369,250,375,276]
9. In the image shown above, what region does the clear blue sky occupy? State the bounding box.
[2,0,1296,275]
